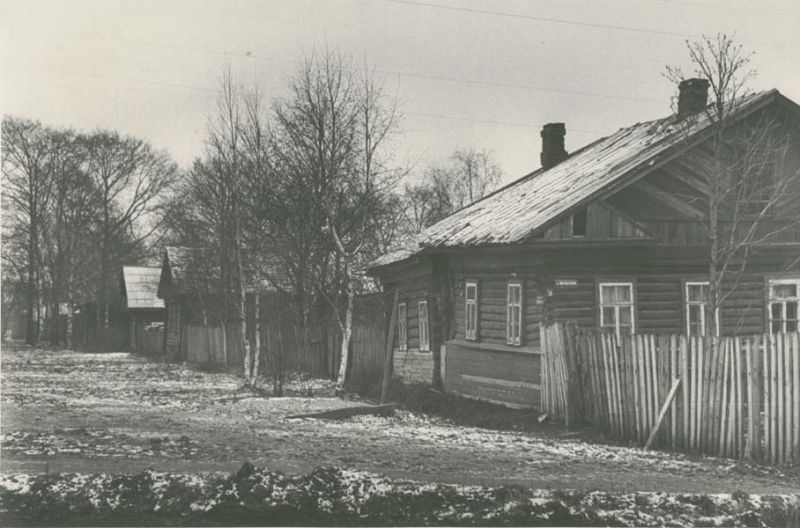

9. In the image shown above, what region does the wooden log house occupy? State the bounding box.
[367,81,800,409]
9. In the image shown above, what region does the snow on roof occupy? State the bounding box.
[368,89,780,270]
[122,266,165,310]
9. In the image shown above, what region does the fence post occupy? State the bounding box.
[380,291,399,404]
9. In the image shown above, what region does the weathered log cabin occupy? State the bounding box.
[367,81,800,409]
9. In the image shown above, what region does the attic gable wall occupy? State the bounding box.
[535,201,651,241]
[605,103,800,246]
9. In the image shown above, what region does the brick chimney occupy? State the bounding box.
[677,78,710,118]
[540,123,567,170]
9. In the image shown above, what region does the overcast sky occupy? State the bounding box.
[2,0,798,184]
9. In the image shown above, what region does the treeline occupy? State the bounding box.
[2,49,502,386]
[1,118,177,345]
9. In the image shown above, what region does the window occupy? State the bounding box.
[418,301,430,352]
[398,303,407,351]
[599,282,635,338]
[571,209,588,237]
[768,279,800,333]
[506,282,523,345]
[465,281,478,340]
[684,281,721,336]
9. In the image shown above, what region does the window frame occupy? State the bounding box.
[597,281,636,339]
[465,280,479,341]
[683,280,721,337]
[767,277,800,334]
[418,300,430,352]
[397,302,407,351]
[506,281,523,346]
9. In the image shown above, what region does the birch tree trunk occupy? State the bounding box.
[251,294,261,387]
[335,270,355,395]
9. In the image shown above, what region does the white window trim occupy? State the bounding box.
[767,278,800,334]
[506,282,523,346]
[465,281,478,341]
[684,281,721,337]
[398,302,407,351]
[418,300,430,352]
[598,281,635,339]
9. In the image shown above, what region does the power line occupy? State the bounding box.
[20,64,605,135]
[380,0,700,39]
[381,0,799,49]
[651,0,800,17]
[89,35,664,105]
[30,66,218,94]
[381,69,662,103]
[406,111,603,134]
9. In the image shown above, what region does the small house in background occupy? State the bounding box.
[368,82,800,409]
[157,246,298,368]
[157,247,221,359]
[121,266,165,354]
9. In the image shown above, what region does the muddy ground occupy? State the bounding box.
[1,347,798,494]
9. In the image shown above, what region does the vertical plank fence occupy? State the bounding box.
[541,321,799,464]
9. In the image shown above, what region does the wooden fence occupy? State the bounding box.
[138,326,163,355]
[184,323,245,366]
[541,322,800,464]
[351,323,386,382]
[181,320,385,384]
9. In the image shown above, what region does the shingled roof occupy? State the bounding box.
[370,89,792,270]
[122,266,165,310]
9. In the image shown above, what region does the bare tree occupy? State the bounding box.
[403,147,502,233]
[2,117,55,344]
[448,147,503,208]
[666,34,800,336]
[266,51,401,393]
[83,130,177,332]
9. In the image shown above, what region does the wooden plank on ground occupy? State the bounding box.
[286,404,395,420]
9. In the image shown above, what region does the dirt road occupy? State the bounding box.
[1,347,797,493]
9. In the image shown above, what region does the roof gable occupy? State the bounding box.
[370,89,798,270]
[420,90,784,249]
[122,266,165,310]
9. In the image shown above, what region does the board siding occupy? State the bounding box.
[444,340,541,408]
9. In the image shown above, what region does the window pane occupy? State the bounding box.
[466,284,476,300]
[616,285,631,303]
[772,320,783,334]
[771,303,783,321]
[688,304,701,325]
[773,284,798,299]
[688,283,709,302]
[602,306,616,327]
[601,285,615,303]
[509,285,520,304]
[787,302,798,322]
[787,320,798,332]
[619,324,633,335]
